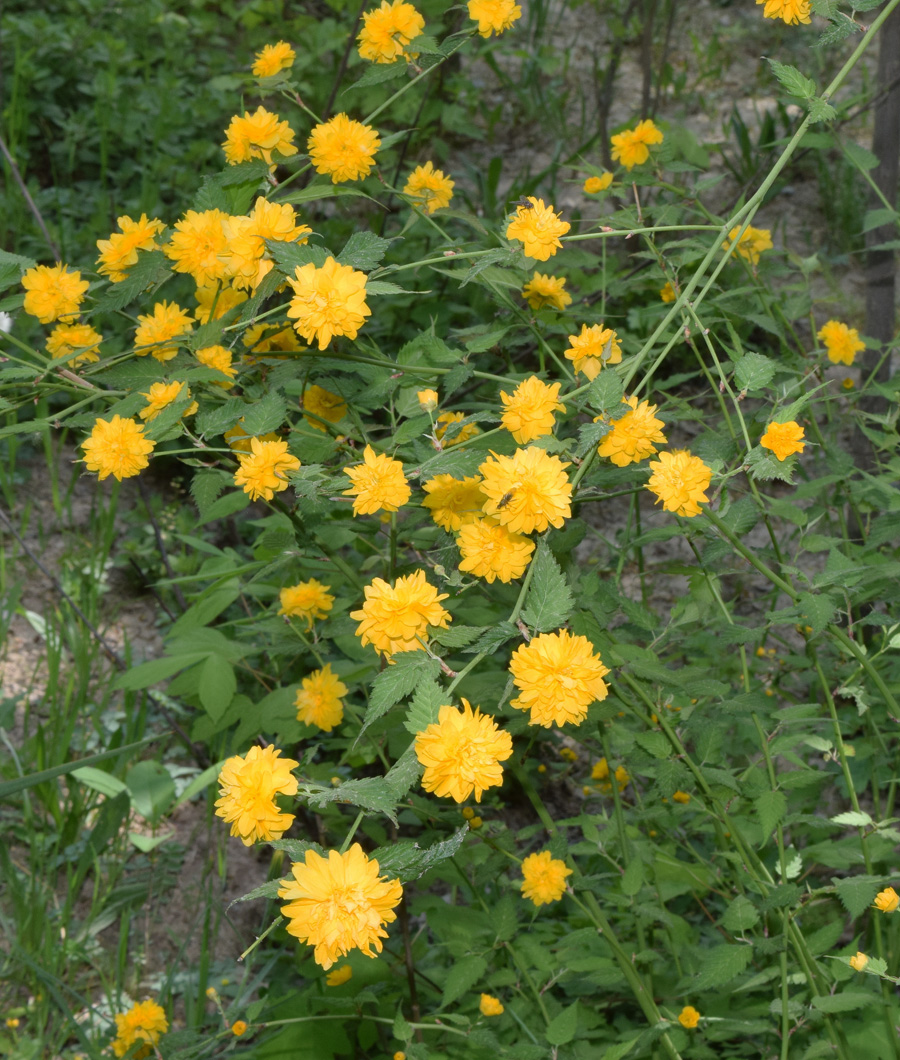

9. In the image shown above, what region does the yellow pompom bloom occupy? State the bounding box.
[422,474,487,532]
[394,1053,406,1060]
[82,416,155,482]
[672,790,691,804]
[520,850,572,906]
[723,225,773,266]
[415,700,513,803]
[303,385,347,430]
[678,1006,701,1029]
[164,209,234,287]
[279,578,334,627]
[417,388,439,411]
[660,281,676,303]
[22,263,89,323]
[46,322,102,368]
[522,272,572,311]
[252,40,296,77]
[196,344,238,385]
[646,450,712,518]
[468,0,521,36]
[295,664,348,732]
[231,1020,249,1037]
[596,395,666,466]
[214,744,299,845]
[234,438,301,501]
[139,381,196,422]
[223,106,298,166]
[194,284,248,324]
[326,965,353,986]
[308,113,381,184]
[583,172,613,193]
[112,1000,168,1059]
[287,256,371,349]
[874,887,900,914]
[96,214,166,281]
[510,630,610,728]
[350,569,450,656]
[564,323,623,380]
[479,447,572,535]
[434,411,480,447]
[342,444,411,515]
[591,758,629,793]
[849,951,869,972]
[225,197,311,291]
[278,844,403,969]
[757,0,810,22]
[611,118,664,170]
[760,420,806,462]
[458,518,535,584]
[479,994,505,1017]
[358,0,424,62]
[500,376,565,444]
[818,320,865,366]
[134,301,194,362]
[404,161,454,213]
[506,198,570,261]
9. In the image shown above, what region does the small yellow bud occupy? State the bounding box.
[462,806,476,820]
[469,815,483,829]
[479,993,504,1017]
[849,951,868,972]
[842,377,854,390]
[232,1020,248,1037]
[417,389,439,411]
[672,790,691,804]
[874,887,899,914]
[678,1005,700,1029]
[205,987,219,1001]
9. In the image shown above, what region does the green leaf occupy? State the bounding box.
[194,397,247,438]
[239,391,288,437]
[833,875,884,917]
[721,896,760,932]
[346,61,407,91]
[92,250,173,313]
[404,679,444,735]
[808,97,836,124]
[198,655,236,719]
[601,1038,641,1060]
[383,744,422,801]
[462,621,518,655]
[811,992,878,1013]
[230,880,284,904]
[733,351,777,392]
[767,59,816,100]
[621,859,644,896]
[442,954,487,1006]
[267,239,330,275]
[376,826,468,881]
[338,231,394,272]
[126,760,176,824]
[190,468,231,516]
[311,776,399,822]
[545,1002,579,1046]
[635,731,671,759]
[521,542,574,632]
[756,790,787,843]
[0,736,157,800]
[362,654,442,736]
[114,653,207,691]
[830,810,873,828]
[587,370,625,413]
[71,766,129,799]
[429,624,487,649]
[694,944,754,989]
[797,591,835,634]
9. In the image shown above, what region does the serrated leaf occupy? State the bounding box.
[797,591,835,634]
[756,790,787,843]
[194,397,247,438]
[521,542,574,632]
[833,875,884,917]
[239,391,287,436]
[587,371,625,413]
[546,1002,579,1046]
[721,896,760,932]
[694,944,754,989]
[267,239,330,275]
[376,826,468,881]
[362,654,441,736]
[190,468,231,515]
[808,97,836,124]
[830,810,873,828]
[811,991,878,1013]
[621,858,643,896]
[310,776,399,822]
[429,624,487,649]
[338,231,394,272]
[442,954,487,1006]
[219,159,269,187]
[383,744,422,801]
[463,620,518,655]
[199,655,235,719]
[767,59,816,100]
[734,351,776,392]
[345,61,407,92]
[92,250,172,313]
[230,881,284,904]
[404,679,444,735]
[635,731,671,759]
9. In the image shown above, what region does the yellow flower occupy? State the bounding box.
[591,758,629,793]
[194,284,248,324]
[757,0,810,22]
[818,319,865,366]
[510,630,610,727]
[295,664,348,732]
[422,474,487,531]
[583,172,613,193]
[134,301,194,362]
[278,578,335,627]
[467,0,521,36]
[415,699,513,802]
[849,952,869,972]
[214,744,299,845]
[234,437,301,501]
[196,344,238,385]
[96,214,166,281]
[522,272,572,312]
[139,381,196,422]
[394,1054,406,1060]
[225,197,311,291]
[520,850,572,905]
[231,1020,248,1037]
[500,377,566,444]
[112,1000,168,1059]
[278,843,403,969]
[342,444,411,515]
[611,118,664,170]
[672,790,691,804]
[303,385,347,430]
[564,323,623,380]
[82,416,155,482]
[404,161,454,213]
[252,40,296,77]
[350,569,450,656]
[326,965,353,986]
[22,263,88,323]
[723,225,773,266]
[435,411,480,447]
[646,450,712,518]
[287,256,371,349]
[506,198,570,261]
[596,395,667,466]
[479,447,572,534]
[479,994,504,1017]
[760,420,806,461]
[223,106,298,166]
[308,114,381,184]
[458,518,535,584]
[46,322,102,368]
[5,1018,19,1029]
[164,209,234,287]
[660,281,676,303]
[417,388,439,411]
[677,1005,700,1029]
[358,0,424,62]
[874,886,900,914]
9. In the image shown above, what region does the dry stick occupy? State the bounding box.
[0,131,61,262]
